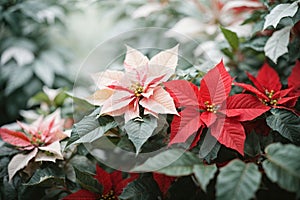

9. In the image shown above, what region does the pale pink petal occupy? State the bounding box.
[40,109,63,132]
[124,45,149,71]
[144,108,159,118]
[46,129,69,144]
[118,68,143,89]
[100,90,135,115]
[17,120,38,134]
[144,66,174,88]
[124,100,140,123]
[142,87,154,98]
[31,116,44,130]
[140,86,178,115]
[86,88,114,106]
[105,107,128,117]
[36,141,63,162]
[92,70,124,89]
[149,45,179,71]
[8,148,38,181]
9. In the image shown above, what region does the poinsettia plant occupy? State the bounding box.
[0,1,300,200]
[0,109,70,180]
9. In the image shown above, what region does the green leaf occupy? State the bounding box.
[119,176,161,200]
[65,92,95,120]
[168,176,200,199]
[220,26,239,51]
[262,143,300,193]
[134,149,201,176]
[198,131,221,163]
[54,91,68,106]
[73,167,103,194]
[263,1,300,29]
[193,164,217,192]
[33,60,54,87]
[216,159,262,200]
[244,131,261,157]
[243,37,268,52]
[264,26,291,63]
[124,116,157,155]
[266,109,300,145]
[2,176,17,200]
[27,91,51,107]
[5,66,33,95]
[25,167,65,187]
[0,157,9,178]
[0,144,19,157]
[70,109,117,146]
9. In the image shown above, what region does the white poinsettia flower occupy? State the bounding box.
[87,45,179,122]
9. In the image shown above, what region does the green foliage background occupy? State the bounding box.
[0,0,300,200]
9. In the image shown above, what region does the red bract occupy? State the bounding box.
[153,173,175,198]
[288,60,300,96]
[235,62,300,110]
[63,165,138,200]
[165,61,270,155]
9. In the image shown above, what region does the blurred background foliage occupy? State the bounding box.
[1,0,300,124]
[0,0,74,125]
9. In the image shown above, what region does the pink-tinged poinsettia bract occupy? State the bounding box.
[63,165,138,200]
[164,60,270,155]
[0,109,69,180]
[87,45,179,122]
[235,61,300,111]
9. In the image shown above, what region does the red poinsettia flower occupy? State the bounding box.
[234,62,300,111]
[165,61,270,155]
[63,165,138,200]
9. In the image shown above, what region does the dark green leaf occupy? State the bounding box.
[65,93,95,121]
[73,167,102,194]
[119,176,161,200]
[243,37,268,52]
[1,176,17,200]
[221,48,234,59]
[134,149,201,176]
[220,26,239,51]
[124,116,157,155]
[216,159,262,200]
[0,157,9,178]
[193,164,217,192]
[262,143,300,193]
[69,108,117,146]
[266,109,300,144]
[168,176,200,200]
[24,167,65,187]
[0,145,19,157]
[244,132,261,157]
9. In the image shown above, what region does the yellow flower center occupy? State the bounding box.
[205,101,218,113]
[263,89,278,106]
[100,190,116,200]
[131,82,144,97]
[265,89,274,99]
